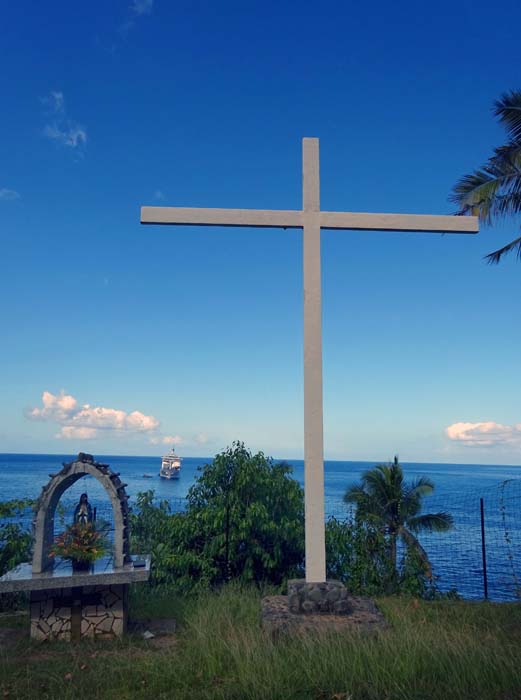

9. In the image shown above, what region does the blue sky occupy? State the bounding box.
[1,0,521,463]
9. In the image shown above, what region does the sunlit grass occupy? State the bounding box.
[1,585,520,699]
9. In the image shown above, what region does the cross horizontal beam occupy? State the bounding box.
[141,206,478,234]
[141,206,302,228]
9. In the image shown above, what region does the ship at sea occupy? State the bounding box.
[159,448,182,479]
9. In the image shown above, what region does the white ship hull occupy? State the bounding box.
[160,449,182,480]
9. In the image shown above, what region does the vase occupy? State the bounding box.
[71,559,91,573]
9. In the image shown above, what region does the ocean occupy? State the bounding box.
[1,453,521,601]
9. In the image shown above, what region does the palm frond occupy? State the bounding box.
[405,477,434,499]
[407,512,454,533]
[400,477,434,517]
[400,527,432,576]
[494,90,521,143]
[485,234,521,264]
[343,485,369,505]
[451,168,502,223]
[451,152,521,225]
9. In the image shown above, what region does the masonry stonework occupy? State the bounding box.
[30,584,127,641]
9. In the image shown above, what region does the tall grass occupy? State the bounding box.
[1,585,520,699]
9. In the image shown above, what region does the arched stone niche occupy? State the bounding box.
[32,453,131,573]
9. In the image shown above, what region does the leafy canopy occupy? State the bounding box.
[344,456,453,581]
[451,90,521,263]
[131,441,304,589]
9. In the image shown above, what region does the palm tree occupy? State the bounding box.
[344,456,453,577]
[451,89,521,263]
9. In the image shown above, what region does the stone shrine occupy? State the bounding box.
[0,453,150,641]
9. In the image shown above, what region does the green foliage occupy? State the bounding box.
[326,516,395,595]
[451,89,521,263]
[0,499,33,611]
[131,442,305,591]
[0,499,33,577]
[344,457,453,594]
[129,491,215,593]
[185,442,304,585]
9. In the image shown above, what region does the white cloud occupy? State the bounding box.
[119,0,153,34]
[132,0,153,16]
[27,390,161,441]
[41,90,64,114]
[44,123,87,149]
[149,435,182,446]
[57,426,98,440]
[445,421,521,447]
[42,92,87,152]
[28,390,78,423]
[0,188,21,201]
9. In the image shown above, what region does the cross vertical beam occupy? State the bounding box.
[302,138,326,582]
[140,137,478,586]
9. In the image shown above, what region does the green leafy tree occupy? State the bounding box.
[185,442,304,585]
[0,499,33,577]
[0,499,34,610]
[451,90,521,263]
[130,491,215,592]
[326,516,395,595]
[344,457,453,580]
[131,442,305,590]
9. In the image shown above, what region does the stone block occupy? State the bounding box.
[333,599,351,614]
[326,588,340,602]
[287,579,349,615]
[97,617,114,633]
[288,593,300,613]
[112,617,124,636]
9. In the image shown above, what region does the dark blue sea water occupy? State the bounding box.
[1,453,521,601]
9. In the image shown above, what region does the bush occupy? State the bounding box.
[131,442,305,590]
[0,499,33,611]
[132,442,442,597]
[326,516,395,595]
[0,499,33,577]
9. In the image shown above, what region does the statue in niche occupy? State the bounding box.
[73,493,93,527]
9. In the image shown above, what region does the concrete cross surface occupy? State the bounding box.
[141,138,478,583]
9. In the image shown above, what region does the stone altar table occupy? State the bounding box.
[0,453,150,641]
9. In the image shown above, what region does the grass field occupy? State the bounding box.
[1,585,520,699]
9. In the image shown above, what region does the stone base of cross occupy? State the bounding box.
[141,138,478,583]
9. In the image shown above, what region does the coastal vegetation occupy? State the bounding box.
[130,442,305,591]
[343,456,453,584]
[452,89,521,263]
[0,444,518,698]
[0,499,33,578]
[129,443,443,598]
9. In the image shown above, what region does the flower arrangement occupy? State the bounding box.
[50,522,107,570]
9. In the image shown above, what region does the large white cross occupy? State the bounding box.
[141,138,478,583]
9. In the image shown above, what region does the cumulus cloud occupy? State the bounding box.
[27,390,163,441]
[0,188,21,201]
[445,421,521,447]
[42,91,87,152]
[57,426,98,440]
